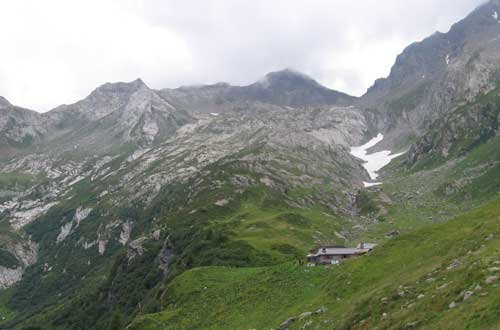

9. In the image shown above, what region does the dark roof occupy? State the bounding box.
[308,248,361,257]
[307,243,377,258]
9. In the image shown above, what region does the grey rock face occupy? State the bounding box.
[0,1,497,300]
[0,96,11,108]
[0,99,47,157]
[1,79,193,158]
[407,87,500,166]
[0,99,369,288]
[0,64,381,292]
[56,207,93,243]
[158,238,175,274]
[0,239,38,289]
[158,69,356,114]
[236,69,356,108]
[360,0,500,149]
[0,68,353,158]
[44,78,193,151]
[0,267,23,289]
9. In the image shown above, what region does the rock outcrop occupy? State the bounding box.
[359,0,500,148]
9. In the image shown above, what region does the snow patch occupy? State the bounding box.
[350,133,405,187]
[493,11,499,20]
[446,54,450,65]
[210,112,220,117]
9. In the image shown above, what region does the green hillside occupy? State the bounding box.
[131,196,500,330]
[1,3,500,328]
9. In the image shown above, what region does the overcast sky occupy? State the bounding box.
[0,0,486,112]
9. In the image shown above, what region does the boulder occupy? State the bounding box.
[485,276,498,284]
[314,306,328,314]
[278,317,296,330]
[463,291,474,301]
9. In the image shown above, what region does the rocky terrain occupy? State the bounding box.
[0,78,369,298]
[359,0,500,149]
[407,86,500,167]
[158,69,356,114]
[0,1,500,329]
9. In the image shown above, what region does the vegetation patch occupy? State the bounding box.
[130,197,500,330]
[276,213,312,228]
[0,249,19,269]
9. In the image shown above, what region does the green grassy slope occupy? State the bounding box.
[130,197,500,330]
[2,132,498,330]
[364,134,500,241]
[2,88,499,329]
[0,168,351,329]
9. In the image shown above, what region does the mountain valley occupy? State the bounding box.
[1,1,500,329]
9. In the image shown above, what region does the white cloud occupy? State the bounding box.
[0,0,192,111]
[0,0,486,111]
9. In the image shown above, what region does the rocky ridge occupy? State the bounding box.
[0,2,499,328]
[158,69,356,114]
[360,0,500,148]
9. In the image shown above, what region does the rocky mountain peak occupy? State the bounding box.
[157,69,356,113]
[359,0,500,150]
[0,96,12,109]
[479,0,500,27]
[241,68,356,108]
[52,78,164,122]
[90,78,149,99]
[21,78,194,152]
[481,0,500,11]
[255,69,318,89]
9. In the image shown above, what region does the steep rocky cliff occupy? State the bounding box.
[360,0,500,148]
[407,86,500,167]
